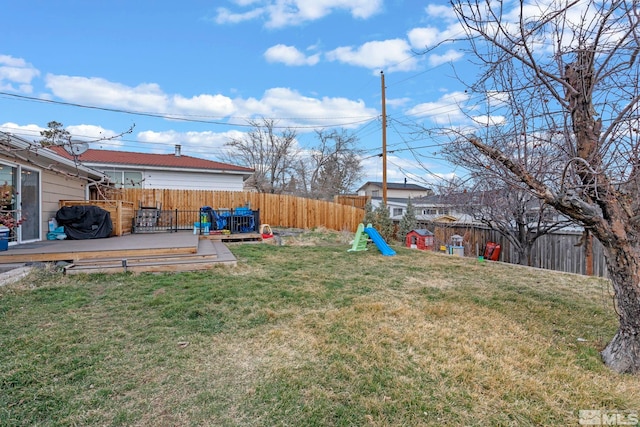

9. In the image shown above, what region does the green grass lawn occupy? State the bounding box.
[0,229,638,426]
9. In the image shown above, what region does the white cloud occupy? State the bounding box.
[0,122,43,140]
[214,7,264,24]
[0,55,40,94]
[215,0,383,28]
[66,124,118,141]
[326,39,418,72]
[235,87,378,128]
[45,75,170,113]
[470,115,506,126]
[425,4,457,20]
[361,154,450,186]
[42,73,378,130]
[386,97,412,108]
[138,129,242,148]
[264,44,320,66]
[428,49,463,66]
[45,74,238,118]
[407,22,465,51]
[405,91,470,125]
[486,90,510,107]
[407,4,465,52]
[137,128,247,159]
[0,122,124,148]
[172,94,237,116]
[407,27,442,50]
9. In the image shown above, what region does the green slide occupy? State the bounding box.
[348,223,368,252]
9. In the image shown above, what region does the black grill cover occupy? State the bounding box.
[55,205,113,240]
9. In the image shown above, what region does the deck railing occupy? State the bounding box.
[132,208,260,235]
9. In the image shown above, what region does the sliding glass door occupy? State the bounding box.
[20,168,40,242]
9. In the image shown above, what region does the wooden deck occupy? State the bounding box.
[0,232,239,274]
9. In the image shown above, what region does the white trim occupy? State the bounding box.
[83,162,252,176]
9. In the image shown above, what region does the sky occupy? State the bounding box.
[0,0,483,191]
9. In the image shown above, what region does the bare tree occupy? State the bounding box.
[224,119,298,194]
[444,129,573,265]
[38,121,134,199]
[294,129,363,200]
[450,0,640,372]
[456,181,573,265]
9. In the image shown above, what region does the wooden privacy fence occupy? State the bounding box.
[424,221,608,277]
[115,189,365,232]
[333,195,369,209]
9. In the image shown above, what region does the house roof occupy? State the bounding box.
[0,132,105,180]
[408,229,434,236]
[358,181,432,192]
[48,146,254,174]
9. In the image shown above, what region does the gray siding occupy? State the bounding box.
[41,170,87,232]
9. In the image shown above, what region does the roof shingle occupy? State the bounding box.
[48,146,254,173]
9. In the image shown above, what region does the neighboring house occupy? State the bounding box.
[371,194,476,224]
[357,181,433,199]
[0,131,107,244]
[49,144,254,191]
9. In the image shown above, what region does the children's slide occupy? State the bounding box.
[364,227,396,256]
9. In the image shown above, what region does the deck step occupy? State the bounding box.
[64,257,236,274]
[0,232,239,274]
[205,233,263,243]
[71,239,216,266]
[64,240,237,274]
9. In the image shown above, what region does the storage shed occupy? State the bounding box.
[406,229,434,251]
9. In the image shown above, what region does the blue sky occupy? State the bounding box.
[0,0,480,190]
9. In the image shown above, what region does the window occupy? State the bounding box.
[393,208,403,216]
[422,208,437,215]
[0,163,41,243]
[105,170,143,188]
[124,172,143,188]
[371,190,380,197]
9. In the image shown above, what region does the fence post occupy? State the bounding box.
[174,208,178,233]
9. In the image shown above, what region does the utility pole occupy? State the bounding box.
[381,71,387,205]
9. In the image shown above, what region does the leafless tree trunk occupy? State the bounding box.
[453,184,572,266]
[452,0,640,372]
[294,129,363,199]
[224,119,298,194]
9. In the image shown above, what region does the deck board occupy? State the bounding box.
[0,232,201,264]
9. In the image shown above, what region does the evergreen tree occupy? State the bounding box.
[39,121,71,147]
[362,199,376,226]
[374,203,395,242]
[398,197,417,242]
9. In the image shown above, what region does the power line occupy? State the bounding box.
[0,91,379,130]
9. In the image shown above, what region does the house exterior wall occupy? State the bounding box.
[92,163,246,191]
[378,197,476,224]
[41,170,88,233]
[0,155,88,241]
[140,170,245,191]
[358,183,432,199]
